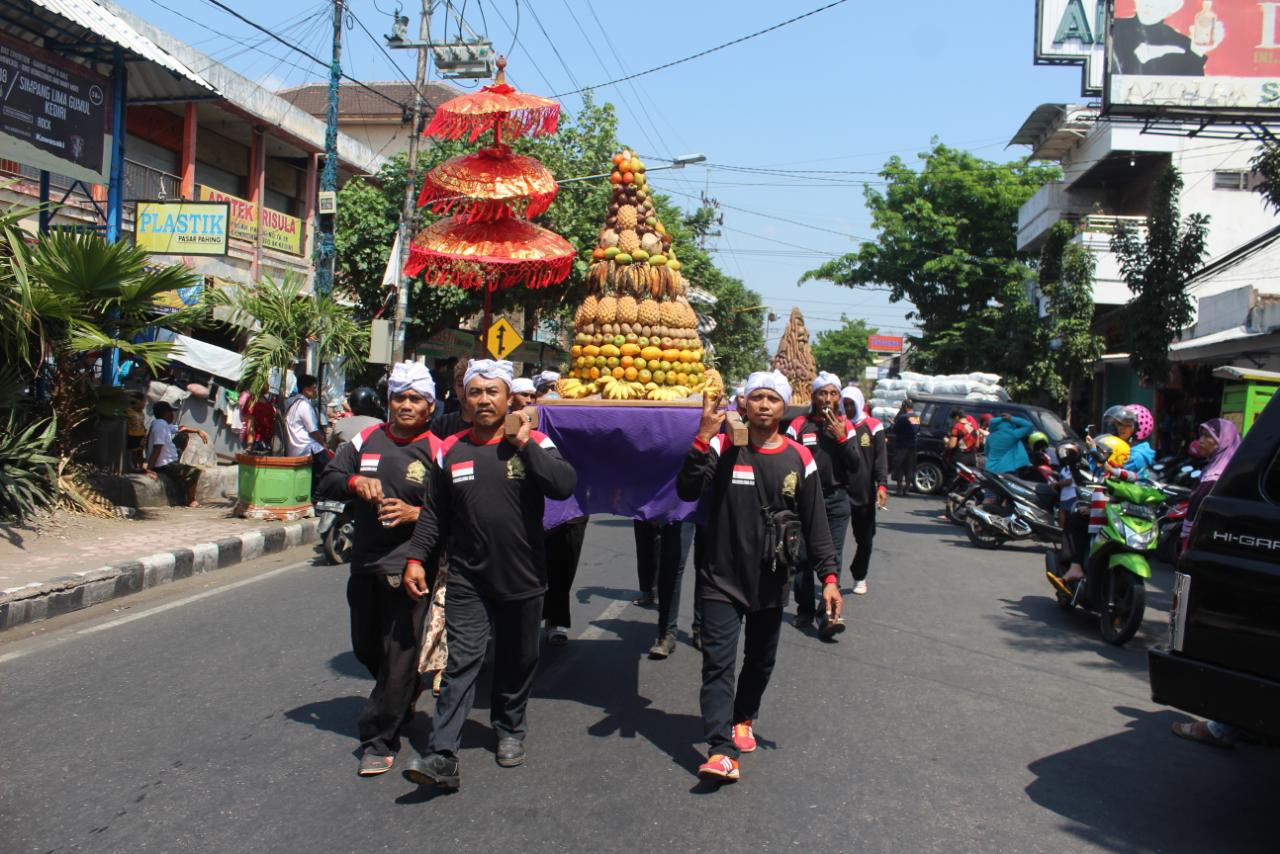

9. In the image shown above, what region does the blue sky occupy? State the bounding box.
[118,0,1087,353]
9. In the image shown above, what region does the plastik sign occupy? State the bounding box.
[1035,0,1106,96]
[867,334,904,354]
[135,201,229,256]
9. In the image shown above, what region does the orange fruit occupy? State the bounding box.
[638,369,652,383]
[612,366,625,380]
[588,367,600,380]
[610,172,622,184]
[622,172,634,184]
[624,367,638,381]
[621,356,634,368]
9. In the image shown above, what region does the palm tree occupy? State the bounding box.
[207,272,369,399]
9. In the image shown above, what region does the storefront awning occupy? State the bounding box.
[155,329,242,383]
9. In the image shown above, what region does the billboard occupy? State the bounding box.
[867,334,904,353]
[198,186,306,256]
[0,32,110,184]
[135,201,229,256]
[1036,0,1108,95]
[1105,0,1280,118]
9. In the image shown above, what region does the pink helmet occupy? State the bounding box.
[1127,403,1154,441]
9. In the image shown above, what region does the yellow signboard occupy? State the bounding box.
[135,201,230,256]
[197,186,305,256]
[486,317,523,360]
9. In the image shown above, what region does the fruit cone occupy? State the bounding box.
[565,149,708,401]
[771,307,817,405]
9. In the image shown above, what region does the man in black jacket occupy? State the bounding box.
[678,370,842,783]
[318,361,439,777]
[840,385,889,596]
[786,370,860,637]
[401,359,577,790]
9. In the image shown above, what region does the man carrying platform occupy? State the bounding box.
[401,359,577,790]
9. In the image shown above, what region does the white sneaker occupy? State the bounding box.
[853,581,868,595]
[547,626,569,646]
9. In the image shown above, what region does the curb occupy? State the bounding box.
[0,518,320,632]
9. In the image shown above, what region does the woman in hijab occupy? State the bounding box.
[1179,418,1242,549]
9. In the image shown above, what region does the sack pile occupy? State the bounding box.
[868,371,1006,421]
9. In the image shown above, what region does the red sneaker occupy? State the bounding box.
[697,754,740,782]
[732,721,757,753]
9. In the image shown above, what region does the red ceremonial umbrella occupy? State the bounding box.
[403,216,575,291]
[417,145,558,223]
[404,58,573,344]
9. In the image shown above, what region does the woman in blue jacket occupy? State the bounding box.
[983,413,1034,475]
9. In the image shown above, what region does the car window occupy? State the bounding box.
[1034,410,1075,442]
[918,403,935,429]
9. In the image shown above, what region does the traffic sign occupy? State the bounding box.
[486,317,523,360]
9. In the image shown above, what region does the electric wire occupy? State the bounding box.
[552,0,850,97]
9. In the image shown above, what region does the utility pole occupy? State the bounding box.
[314,0,343,298]
[390,0,430,363]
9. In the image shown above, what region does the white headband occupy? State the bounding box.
[464,359,514,389]
[812,371,841,394]
[742,370,792,404]
[510,377,536,395]
[387,361,436,401]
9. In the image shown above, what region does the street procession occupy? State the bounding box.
[3,1,1280,852]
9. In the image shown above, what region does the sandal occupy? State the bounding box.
[1046,571,1074,599]
[1172,720,1235,749]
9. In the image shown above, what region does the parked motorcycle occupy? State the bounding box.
[316,499,354,565]
[945,462,982,525]
[964,470,1064,550]
[1045,476,1166,645]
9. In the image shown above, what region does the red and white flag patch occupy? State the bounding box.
[359,454,380,473]
[732,464,755,486]
[451,460,475,483]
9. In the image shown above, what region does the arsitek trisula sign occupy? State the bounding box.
[1035,0,1107,96]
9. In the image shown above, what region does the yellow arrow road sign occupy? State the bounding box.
[486,317,523,360]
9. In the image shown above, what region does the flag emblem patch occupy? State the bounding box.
[451,460,475,483]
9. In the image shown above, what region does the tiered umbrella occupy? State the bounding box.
[403,58,574,339]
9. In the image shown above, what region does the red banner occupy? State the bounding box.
[868,334,904,353]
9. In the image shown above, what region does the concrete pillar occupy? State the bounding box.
[181,103,198,199]
[303,152,318,273]
[248,127,266,282]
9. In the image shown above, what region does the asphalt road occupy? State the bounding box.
[1,496,1276,853]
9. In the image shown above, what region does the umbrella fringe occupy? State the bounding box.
[423,105,561,143]
[415,186,557,224]
[403,247,572,290]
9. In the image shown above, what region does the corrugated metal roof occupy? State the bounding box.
[23,0,215,97]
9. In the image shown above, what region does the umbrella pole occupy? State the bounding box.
[481,286,493,355]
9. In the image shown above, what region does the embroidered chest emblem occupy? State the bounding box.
[860,433,871,447]
[405,460,426,484]
[782,471,798,499]
[506,455,526,480]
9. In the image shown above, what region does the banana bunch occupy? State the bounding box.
[557,378,597,400]
[646,386,691,401]
[601,377,647,400]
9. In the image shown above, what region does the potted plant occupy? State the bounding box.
[209,273,368,519]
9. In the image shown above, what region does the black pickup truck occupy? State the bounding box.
[1147,393,1280,737]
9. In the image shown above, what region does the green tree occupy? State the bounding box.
[799,142,1058,384]
[1112,166,1209,385]
[811,316,878,382]
[1250,141,1280,213]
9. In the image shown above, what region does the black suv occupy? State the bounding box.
[1147,393,1280,737]
[896,394,1080,494]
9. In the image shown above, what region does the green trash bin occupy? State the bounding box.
[235,453,313,520]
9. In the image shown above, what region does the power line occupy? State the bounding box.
[522,0,585,95]
[553,0,851,97]
[196,0,410,111]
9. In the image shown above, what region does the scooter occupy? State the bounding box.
[964,470,1063,550]
[316,499,354,565]
[1045,474,1166,645]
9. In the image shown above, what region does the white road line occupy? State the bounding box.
[74,559,314,636]
[576,599,630,641]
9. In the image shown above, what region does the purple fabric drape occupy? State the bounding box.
[541,404,704,529]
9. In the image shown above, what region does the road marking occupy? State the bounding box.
[577,599,630,640]
[75,559,314,637]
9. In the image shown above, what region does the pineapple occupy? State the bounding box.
[659,300,680,328]
[637,299,660,326]
[618,230,640,255]
[578,295,598,329]
[617,295,638,324]
[596,295,618,325]
[681,301,698,328]
[616,205,638,230]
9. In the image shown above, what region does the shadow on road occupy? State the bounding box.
[535,616,707,776]
[574,585,640,606]
[1026,705,1278,852]
[326,651,367,679]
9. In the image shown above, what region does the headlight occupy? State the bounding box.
[1123,522,1157,548]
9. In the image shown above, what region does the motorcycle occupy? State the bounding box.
[1045,476,1166,645]
[964,469,1065,550]
[316,499,355,565]
[945,462,982,525]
